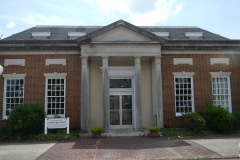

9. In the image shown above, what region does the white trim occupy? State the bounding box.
[45,59,66,66]
[2,73,26,78]
[2,76,25,119]
[44,72,67,78]
[210,74,232,113]
[44,73,67,118]
[162,51,240,55]
[4,59,25,66]
[210,71,231,77]
[107,67,135,77]
[173,72,195,117]
[173,58,193,65]
[172,71,195,76]
[107,67,136,129]
[210,58,229,65]
[0,51,80,55]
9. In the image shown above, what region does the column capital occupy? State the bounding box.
[135,57,141,67]
[154,57,161,65]
[102,56,109,67]
[81,56,88,66]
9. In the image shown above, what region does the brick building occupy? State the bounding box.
[0,20,240,132]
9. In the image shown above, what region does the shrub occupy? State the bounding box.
[183,112,206,132]
[148,126,160,132]
[232,112,240,129]
[163,128,213,138]
[8,104,45,136]
[90,126,104,133]
[203,102,235,132]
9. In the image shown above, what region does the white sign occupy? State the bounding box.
[44,117,70,134]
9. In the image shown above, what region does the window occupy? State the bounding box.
[110,79,132,88]
[3,75,25,119]
[211,76,232,112]
[173,72,195,116]
[32,32,51,39]
[152,32,169,39]
[68,32,86,39]
[45,73,67,117]
[185,32,203,40]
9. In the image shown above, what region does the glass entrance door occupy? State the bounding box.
[109,94,133,129]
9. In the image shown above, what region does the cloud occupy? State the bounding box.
[6,20,16,29]
[90,0,184,25]
[20,12,63,25]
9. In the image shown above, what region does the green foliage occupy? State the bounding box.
[8,104,45,136]
[148,126,160,132]
[163,128,213,138]
[0,123,9,141]
[30,131,79,141]
[203,102,235,132]
[232,112,240,129]
[90,126,104,133]
[183,112,206,132]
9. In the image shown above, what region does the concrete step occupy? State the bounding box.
[80,129,150,137]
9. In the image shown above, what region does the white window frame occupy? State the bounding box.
[173,72,195,116]
[44,73,67,118]
[210,72,232,112]
[2,73,26,119]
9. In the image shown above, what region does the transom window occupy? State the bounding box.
[3,78,24,118]
[174,77,194,116]
[46,77,66,117]
[110,79,132,89]
[212,76,231,112]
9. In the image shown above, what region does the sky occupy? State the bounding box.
[0,0,240,39]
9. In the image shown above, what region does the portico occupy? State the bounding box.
[78,21,164,132]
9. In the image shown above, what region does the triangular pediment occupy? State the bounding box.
[92,25,152,42]
[77,20,165,43]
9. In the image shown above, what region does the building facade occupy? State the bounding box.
[0,20,240,131]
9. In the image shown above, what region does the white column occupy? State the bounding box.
[102,57,109,130]
[152,57,164,127]
[80,56,89,132]
[135,57,142,130]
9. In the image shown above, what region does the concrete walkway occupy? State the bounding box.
[0,143,55,160]
[0,137,239,160]
[191,138,240,157]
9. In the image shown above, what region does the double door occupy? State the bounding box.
[109,92,133,129]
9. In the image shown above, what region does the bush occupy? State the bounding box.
[233,112,240,129]
[8,104,45,136]
[148,126,160,132]
[30,131,80,141]
[163,128,213,138]
[183,112,206,132]
[203,102,235,132]
[90,126,104,133]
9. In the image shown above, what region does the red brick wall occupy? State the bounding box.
[0,54,81,130]
[162,53,240,128]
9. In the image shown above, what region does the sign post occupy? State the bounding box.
[44,117,70,134]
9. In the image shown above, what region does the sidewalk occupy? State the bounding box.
[0,137,239,160]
